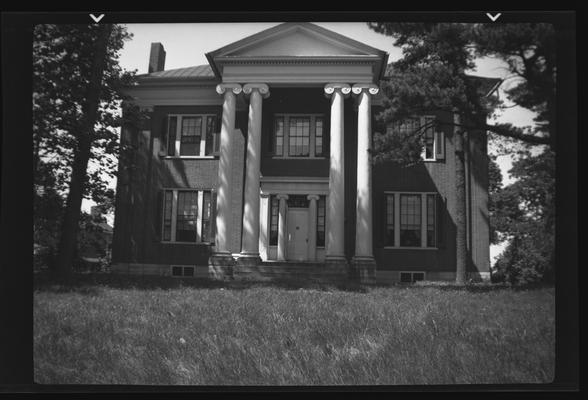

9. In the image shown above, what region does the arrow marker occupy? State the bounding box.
[90,13,104,23]
[486,13,501,22]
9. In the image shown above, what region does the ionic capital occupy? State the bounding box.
[351,83,380,96]
[276,194,289,201]
[216,83,243,95]
[243,83,270,99]
[307,194,320,201]
[324,83,351,98]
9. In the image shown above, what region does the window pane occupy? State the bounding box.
[317,195,326,247]
[288,117,310,156]
[201,191,211,242]
[163,190,173,241]
[427,194,436,247]
[269,195,279,246]
[167,117,177,156]
[315,117,323,156]
[385,194,394,246]
[176,191,198,242]
[424,122,435,159]
[400,194,421,247]
[274,117,284,156]
[180,117,202,156]
[205,116,216,155]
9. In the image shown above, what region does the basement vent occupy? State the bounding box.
[171,265,195,277]
[400,272,425,283]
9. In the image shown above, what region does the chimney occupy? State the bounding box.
[148,42,166,73]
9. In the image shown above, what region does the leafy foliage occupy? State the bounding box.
[33,24,136,201]
[367,22,555,163]
[491,150,555,284]
[33,24,136,274]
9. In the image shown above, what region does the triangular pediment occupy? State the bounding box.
[210,23,384,59]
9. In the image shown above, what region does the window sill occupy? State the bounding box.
[270,156,327,160]
[161,241,212,245]
[161,155,217,160]
[383,246,438,250]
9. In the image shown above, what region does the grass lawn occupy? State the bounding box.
[33,274,555,385]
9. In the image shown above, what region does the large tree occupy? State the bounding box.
[33,24,135,275]
[367,22,555,283]
[491,150,555,284]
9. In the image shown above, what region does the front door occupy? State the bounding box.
[287,209,309,261]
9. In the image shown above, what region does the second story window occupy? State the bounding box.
[387,116,444,161]
[165,114,219,157]
[271,114,326,158]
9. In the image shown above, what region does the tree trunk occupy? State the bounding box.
[54,24,112,276]
[454,113,467,284]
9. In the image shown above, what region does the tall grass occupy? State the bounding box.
[34,277,554,385]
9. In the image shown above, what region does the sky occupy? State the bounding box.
[92,22,540,263]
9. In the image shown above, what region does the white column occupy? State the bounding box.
[307,194,319,261]
[323,83,350,263]
[239,83,270,263]
[277,194,288,261]
[351,84,379,260]
[212,83,242,259]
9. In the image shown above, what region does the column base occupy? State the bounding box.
[236,253,261,267]
[324,255,349,274]
[208,252,235,280]
[351,256,376,285]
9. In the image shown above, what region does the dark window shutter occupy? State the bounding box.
[437,195,446,249]
[380,194,387,248]
[154,190,163,242]
[167,116,177,156]
[210,190,217,245]
[160,116,168,155]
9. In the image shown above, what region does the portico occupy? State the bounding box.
[203,23,387,282]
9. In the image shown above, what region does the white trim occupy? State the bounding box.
[171,191,178,242]
[383,247,439,250]
[394,193,400,248]
[162,156,216,160]
[421,193,427,248]
[196,191,204,241]
[261,176,329,183]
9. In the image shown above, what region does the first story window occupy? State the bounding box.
[161,189,213,243]
[386,116,445,161]
[384,192,438,248]
[270,114,326,158]
[317,195,326,247]
[165,114,219,157]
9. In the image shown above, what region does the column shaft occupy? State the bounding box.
[215,89,237,255]
[240,89,263,258]
[354,90,373,258]
[277,195,288,261]
[307,195,319,261]
[325,85,347,261]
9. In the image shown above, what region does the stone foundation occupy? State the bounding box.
[351,256,376,285]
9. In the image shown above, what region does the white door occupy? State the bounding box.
[287,209,309,261]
